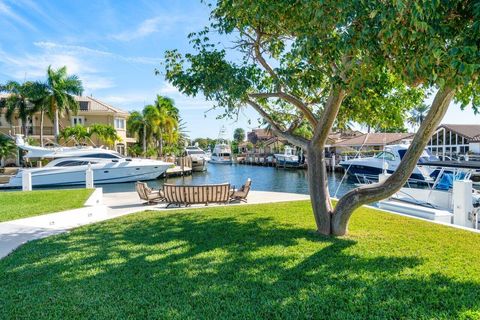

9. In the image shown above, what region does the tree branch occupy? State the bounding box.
[248,92,318,127]
[311,85,347,147]
[253,31,280,84]
[331,86,456,235]
[246,98,309,149]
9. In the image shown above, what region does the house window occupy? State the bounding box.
[71,116,85,126]
[79,101,89,111]
[114,118,125,129]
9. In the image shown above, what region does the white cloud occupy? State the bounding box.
[0,47,113,92]
[158,82,181,95]
[111,14,202,42]
[34,41,161,65]
[0,41,162,93]
[112,17,163,41]
[0,0,36,30]
[99,83,215,111]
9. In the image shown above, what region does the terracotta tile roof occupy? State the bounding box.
[249,128,273,139]
[333,133,414,147]
[438,124,480,140]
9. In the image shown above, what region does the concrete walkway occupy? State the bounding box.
[0,191,309,259]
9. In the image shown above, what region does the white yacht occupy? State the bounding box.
[210,127,232,164]
[274,146,300,167]
[1,139,172,188]
[378,166,480,227]
[184,145,208,171]
[340,144,439,183]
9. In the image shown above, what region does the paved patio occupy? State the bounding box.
[0,191,309,259]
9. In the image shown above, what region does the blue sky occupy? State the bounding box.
[0,0,478,139]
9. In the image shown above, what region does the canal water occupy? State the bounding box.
[95,163,357,197]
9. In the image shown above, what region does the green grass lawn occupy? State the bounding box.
[0,189,93,222]
[1,201,480,319]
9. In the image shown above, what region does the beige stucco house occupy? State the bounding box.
[0,95,135,155]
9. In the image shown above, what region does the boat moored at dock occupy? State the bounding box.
[210,126,233,164]
[183,146,208,171]
[340,144,439,183]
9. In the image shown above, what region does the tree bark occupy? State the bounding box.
[142,127,147,156]
[22,119,27,139]
[54,109,60,143]
[307,86,346,235]
[159,130,163,157]
[40,110,44,147]
[307,144,333,235]
[331,87,456,236]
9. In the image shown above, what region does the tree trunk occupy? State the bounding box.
[40,110,44,147]
[142,127,147,156]
[54,109,60,142]
[159,131,164,157]
[331,87,456,236]
[22,120,27,139]
[307,144,333,235]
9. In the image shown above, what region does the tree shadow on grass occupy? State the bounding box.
[1,209,479,319]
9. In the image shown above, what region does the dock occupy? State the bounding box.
[165,166,192,177]
[163,156,193,177]
[236,153,345,172]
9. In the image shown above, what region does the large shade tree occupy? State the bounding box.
[43,66,83,142]
[163,0,479,235]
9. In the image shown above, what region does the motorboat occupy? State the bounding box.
[184,145,208,172]
[378,166,480,228]
[274,146,300,168]
[1,156,172,188]
[210,127,232,164]
[1,137,173,188]
[340,144,439,183]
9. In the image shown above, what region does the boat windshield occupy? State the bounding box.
[186,150,205,155]
[394,148,440,162]
[418,149,440,163]
[78,152,124,159]
[375,151,395,161]
[54,160,96,167]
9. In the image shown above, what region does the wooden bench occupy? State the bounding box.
[163,183,231,207]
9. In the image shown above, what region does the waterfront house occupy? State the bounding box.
[333,132,414,154]
[0,95,135,155]
[426,124,480,158]
[247,128,273,145]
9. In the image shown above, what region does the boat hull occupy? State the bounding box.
[209,159,232,164]
[340,163,426,181]
[191,158,207,171]
[3,163,171,188]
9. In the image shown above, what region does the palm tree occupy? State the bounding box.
[0,81,46,138]
[408,103,430,132]
[127,111,150,155]
[89,123,121,148]
[43,66,83,142]
[59,124,91,145]
[0,134,17,166]
[153,95,179,156]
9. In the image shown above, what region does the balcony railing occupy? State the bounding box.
[1,126,54,136]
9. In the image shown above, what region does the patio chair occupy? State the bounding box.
[230,178,252,203]
[135,181,165,204]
